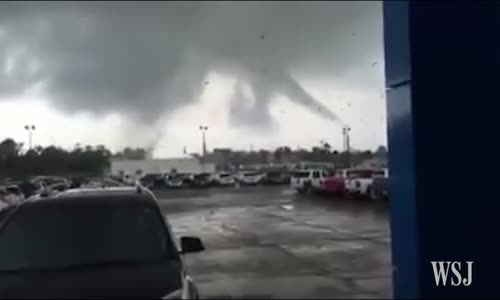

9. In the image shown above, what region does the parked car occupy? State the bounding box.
[74,177,123,189]
[237,171,265,186]
[78,177,101,188]
[0,187,14,206]
[69,176,85,188]
[0,185,25,204]
[0,186,205,298]
[214,172,236,186]
[190,173,213,188]
[32,176,70,188]
[263,170,290,185]
[369,168,389,201]
[139,173,165,189]
[179,173,196,187]
[101,178,126,188]
[165,174,185,188]
[122,174,138,186]
[3,179,44,198]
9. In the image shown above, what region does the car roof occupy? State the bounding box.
[18,187,157,208]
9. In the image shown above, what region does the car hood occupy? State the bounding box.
[0,260,182,299]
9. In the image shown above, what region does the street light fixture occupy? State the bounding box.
[24,124,36,151]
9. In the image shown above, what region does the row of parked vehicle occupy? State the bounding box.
[134,170,290,189]
[0,175,132,205]
[289,167,389,201]
[1,167,389,205]
[0,175,73,207]
[0,170,290,204]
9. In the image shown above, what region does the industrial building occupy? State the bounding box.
[110,157,215,176]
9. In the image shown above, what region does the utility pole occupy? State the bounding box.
[24,124,36,151]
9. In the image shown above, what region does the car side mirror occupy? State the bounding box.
[180,236,205,254]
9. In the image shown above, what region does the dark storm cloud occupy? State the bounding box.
[0,1,382,125]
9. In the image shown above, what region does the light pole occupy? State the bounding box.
[24,124,36,151]
[199,125,208,157]
[342,125,351,167]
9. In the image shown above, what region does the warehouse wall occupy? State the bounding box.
[110,158,215,175]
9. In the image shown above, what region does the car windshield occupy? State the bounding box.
[0,203,173,271]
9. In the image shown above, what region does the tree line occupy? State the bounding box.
[206,144,387,170]
[0,137,387,178]
[0,138,148,178]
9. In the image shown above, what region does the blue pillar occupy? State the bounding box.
[384,1,500,298]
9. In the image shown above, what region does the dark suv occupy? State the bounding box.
[0,187,204,299]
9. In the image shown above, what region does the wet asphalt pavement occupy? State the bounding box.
[154,186,392,299]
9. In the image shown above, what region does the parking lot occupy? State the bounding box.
[155,186,392,299]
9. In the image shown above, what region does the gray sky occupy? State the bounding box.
[0,1,386,158]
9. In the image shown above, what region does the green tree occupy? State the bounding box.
[0,138,21,159]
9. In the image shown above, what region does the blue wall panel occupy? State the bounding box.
[384,2,419,299]
[385,1,500,297]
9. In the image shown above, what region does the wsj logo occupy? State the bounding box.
[431,261,473,286]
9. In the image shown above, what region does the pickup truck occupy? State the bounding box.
[290,169,335,194]
[339,168,386,199]
[290,170,314,193]
[369,168,389,201]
